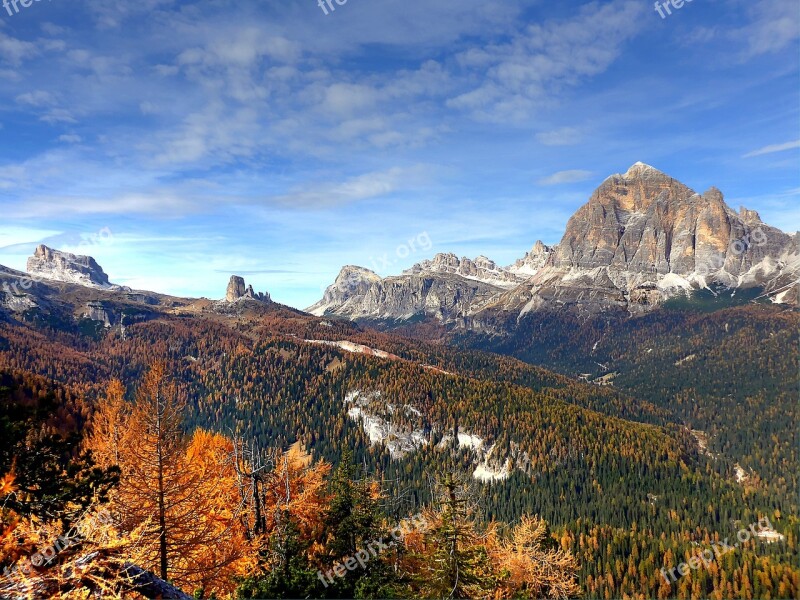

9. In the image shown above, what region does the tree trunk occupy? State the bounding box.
[156,390,169,581]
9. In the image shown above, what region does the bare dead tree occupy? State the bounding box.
[229,432,274,540]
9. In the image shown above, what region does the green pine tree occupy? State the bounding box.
[322,450,399,599]
[236,514,323,599]
[412,473,491,600]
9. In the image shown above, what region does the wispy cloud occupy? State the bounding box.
[272,166,433,208]
[0,30,37,66]
[0,227,63,250]
[743,139,800,158]
[739,0,800,58]
[538,170,594,185]
[536,127,583,146]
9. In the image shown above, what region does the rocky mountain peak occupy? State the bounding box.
[739,206,762,224]
[623,161,663,178]
[702,186,725,203]
[306,266,381,317]
[405,253,523,288]
[522,164,798,312]
[531,240,549,254]
[425,253,460,269]
[225,275,270,303]
[334,265,382,287]
[508,241,554,277]
[27,245,115,289]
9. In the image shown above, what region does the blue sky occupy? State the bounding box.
[0,0,797,309]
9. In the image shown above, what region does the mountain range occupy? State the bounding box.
[308,163,798,327]
[1,164,795,332]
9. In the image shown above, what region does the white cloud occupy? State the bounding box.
[0,227,63,250]
[148,102,263,166]
[6,193,196,219]
[321,82,379,116]
[739,0,800,57]
[538,170,594,185]
[16,90,57,107]
[40,108,77,124]
[40,22,68,36]
[687,0,800,60]
[447,0,645,121]
[0,30,36,66]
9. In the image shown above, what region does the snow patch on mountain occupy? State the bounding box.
[658,273,693,292]
[507,241,554,278]
[404,253,524,289]
[437,431,485,451]
[473,452,512,483]
[773,288,794,304]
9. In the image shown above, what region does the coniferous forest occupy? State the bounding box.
[0,300,797,599]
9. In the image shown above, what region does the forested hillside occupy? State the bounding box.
[458,305,799,512]
[0,302,797,598]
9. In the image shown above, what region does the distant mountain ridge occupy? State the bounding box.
[402,253,530,288]
[0,164,797,330]
[308,163,798,323]
[305,263,504,323]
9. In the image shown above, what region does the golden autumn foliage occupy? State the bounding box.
[75,369,654,598]
[0,470,16,498]
[84,366,256,597]
[234,441,332,574]
[0,469,21,563]
[83,379,128,471]
[176,430,257,593]
[0,503,152,600]
[1,300,796,600]
[260,442,331,547]
[485,515,580,599]
[396,475,580,600]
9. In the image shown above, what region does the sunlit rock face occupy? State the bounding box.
[225,275,270,303]
[27,245,115,289]
[508,163,798,313]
